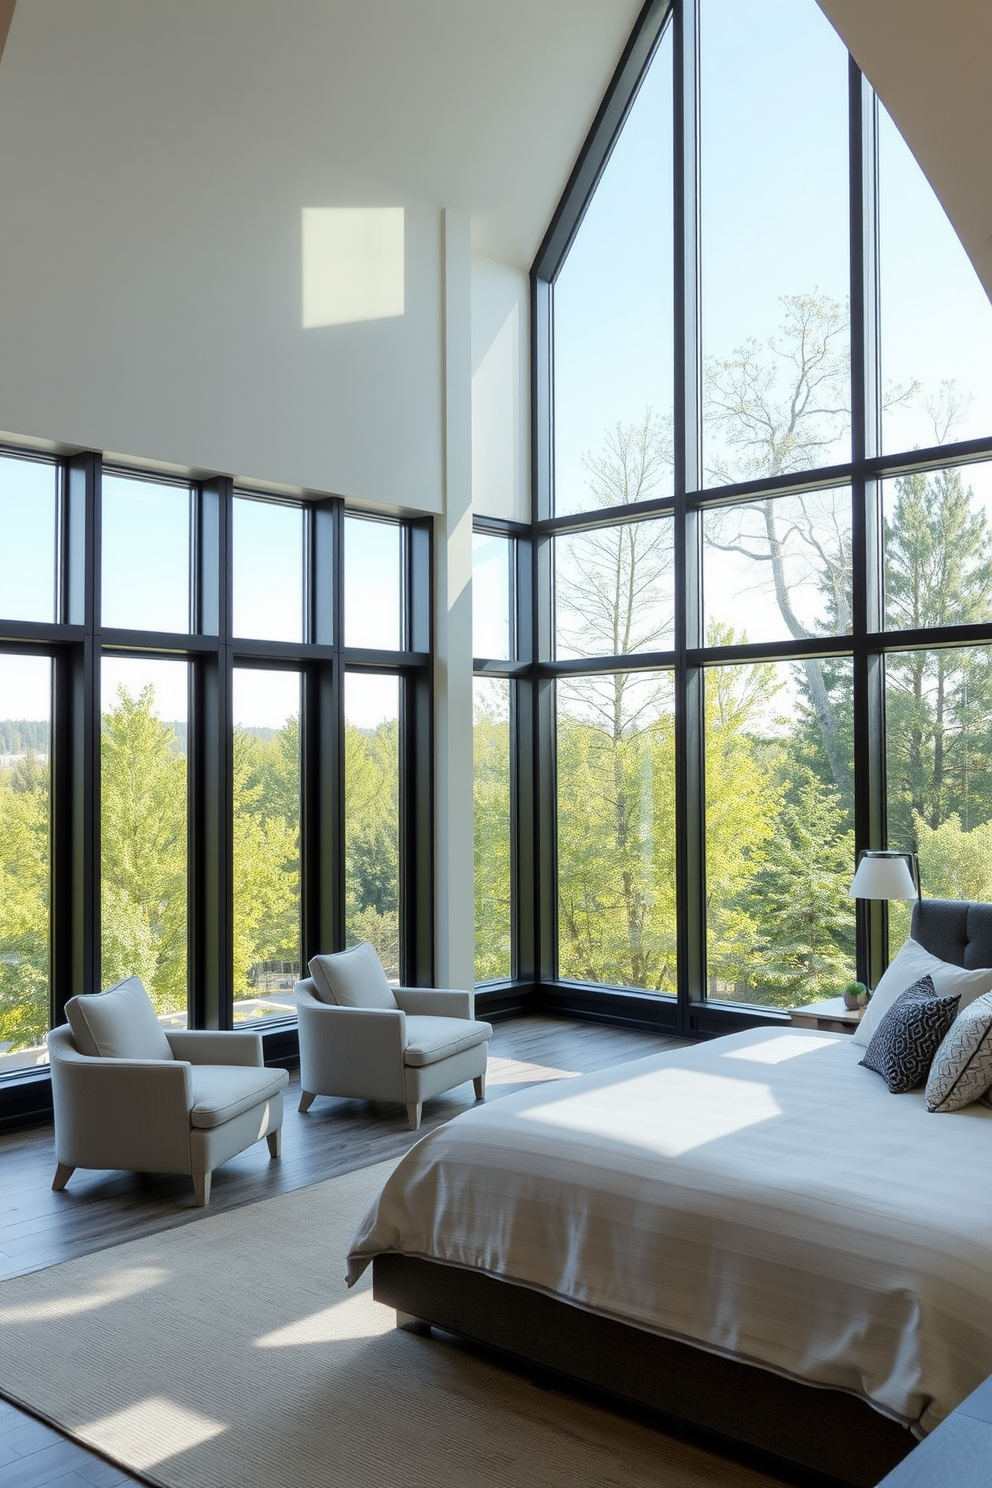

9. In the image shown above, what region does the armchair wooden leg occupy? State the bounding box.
[192,1170,212,1207]
[299,1090,316,1114]
[473,1071,486,1101]
[52,1162,75,1192]
[406,1101,422,1131]
[266,1127,281,1158]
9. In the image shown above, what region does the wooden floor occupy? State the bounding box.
[0,1015,685,1488]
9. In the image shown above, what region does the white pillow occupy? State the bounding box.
[926,992,992,1112]
[853,938,992,1047]
[308,942,397,1009]
[65,976,174,1061]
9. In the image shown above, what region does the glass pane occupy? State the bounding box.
[345,673,400,978]
[345,516,402,649]
[0,458,58,624]
[474,677,512,982]
[232,670,301,1024]
[556,518,674,659]
[472,532,512,661]
[553,26,674,517]
[704,657,855,1008]
[885,645,992,948]
[102,476,190,633]
[557,672,676,990]
[879,104,992,455]
[701,0,851,483]
[0,654,51,1070]
[233,498,304,642]
[704,487,852,644]
[101,657,188,1024]
[883,464,992,632]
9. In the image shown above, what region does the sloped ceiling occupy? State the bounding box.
[0,1,987,288]
[817,0,992,303]
[0,0,643,272]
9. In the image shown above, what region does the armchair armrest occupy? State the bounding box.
[393,987,474,1019]
[167,1029,264,1067]
[295,1000,408,1103]
[49,1043,194,1173]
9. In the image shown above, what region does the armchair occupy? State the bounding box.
[48,976,289,1206]
[295,942,492,1130]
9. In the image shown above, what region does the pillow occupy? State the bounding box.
[852,937,992,1047]
[859,976,960,1093]
[925,992,992,1112]
[308,942,397,1009]
[65,976,174,1061]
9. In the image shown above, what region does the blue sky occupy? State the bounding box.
[553,0,992,515]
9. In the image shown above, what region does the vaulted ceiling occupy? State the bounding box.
[0,0,988,293]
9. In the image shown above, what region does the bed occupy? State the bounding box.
[346,900,992,1487]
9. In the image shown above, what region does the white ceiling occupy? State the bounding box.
[1,1,988,290]
[0,0,643,274]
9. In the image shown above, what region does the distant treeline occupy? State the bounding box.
[0,720,49,753]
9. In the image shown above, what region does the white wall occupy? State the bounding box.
[471,256,530,524]
[0,1,445,510]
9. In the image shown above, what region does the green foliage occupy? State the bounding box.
[0,758,50,1050]
[746,774,856,1006]
[473,684,512,982]
[345,718,399,978]
[100,686,188,1013]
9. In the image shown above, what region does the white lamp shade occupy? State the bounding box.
[849,854,918,900]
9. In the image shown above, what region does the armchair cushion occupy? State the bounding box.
[189,1064,289,1129]
[65,976,173,1062]
[309,942,398,1010]
[403,1014,493,1069]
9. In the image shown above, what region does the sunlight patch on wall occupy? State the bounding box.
[302,207,405,328]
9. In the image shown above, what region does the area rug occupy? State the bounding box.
[0,1159,787,1488]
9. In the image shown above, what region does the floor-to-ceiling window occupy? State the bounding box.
[534,0,992,1030]
[0,457,430,1086]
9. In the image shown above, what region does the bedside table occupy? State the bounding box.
[788,996,865,1033]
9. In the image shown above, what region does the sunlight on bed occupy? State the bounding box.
[254,1290,389,1348]
[721,1032,841,1064]
[0,1265,168,1323]
[526,1067,781,1156]
[80,1397,227,1468]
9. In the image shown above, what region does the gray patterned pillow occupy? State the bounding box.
[926,993,992,1112]
[859,975,960,1094]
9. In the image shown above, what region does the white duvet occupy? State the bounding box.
[346,1027,992,1435]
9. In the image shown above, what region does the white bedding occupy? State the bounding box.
[346,1027,992,1435]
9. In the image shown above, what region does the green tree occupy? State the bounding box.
[101,686,187,1013]
[345,718,399,977]
[0,758,49,1051]
[473,683,512,982]
[884,468,992,846]
[702,636,785,996]
[231,723,301,1000]
[748,773,856,1006]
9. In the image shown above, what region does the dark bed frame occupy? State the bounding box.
[372,900,992,1488]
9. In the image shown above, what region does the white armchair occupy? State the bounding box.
[48,976,289,1206]
[295,942,492,1130]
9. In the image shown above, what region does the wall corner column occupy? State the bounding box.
[434,208,475,991]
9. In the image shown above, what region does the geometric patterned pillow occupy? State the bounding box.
[860,975,960,1094]
[925,992,992,1112]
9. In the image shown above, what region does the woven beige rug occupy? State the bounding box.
[0,1160,786,1488]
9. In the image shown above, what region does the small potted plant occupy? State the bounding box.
[843,979,868,1011]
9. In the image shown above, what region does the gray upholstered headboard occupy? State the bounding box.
[911,899,992,969]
